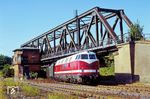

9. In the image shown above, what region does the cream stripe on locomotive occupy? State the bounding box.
[54,69,98,74]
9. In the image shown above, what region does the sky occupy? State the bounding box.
[0,0,150,57]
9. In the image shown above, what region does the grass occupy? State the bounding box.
[22,84,40,96]
[3,78,20,86]
[48,93,78,99]
[0,77,41,98]
[99,66,114,76]
[0,77,78,98]
[0,79,6,99]
[0,89,6,99]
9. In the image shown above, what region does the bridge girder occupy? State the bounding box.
[21,7,132,62]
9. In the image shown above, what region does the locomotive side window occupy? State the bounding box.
[57,60,59,64]
[61,59,64,64]
[78,55,81,59]
[65,58,68,63]
[81,54,88,59]
[75,55,78,59]
[69,57,72,62]
[89,54,96,59]
[75,55,80,59]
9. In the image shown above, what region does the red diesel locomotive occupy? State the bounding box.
[54,51,100,83]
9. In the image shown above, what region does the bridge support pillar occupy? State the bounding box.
[114,41,150,83]
[114,42,133,84]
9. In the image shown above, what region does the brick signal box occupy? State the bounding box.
[13,47,40,79]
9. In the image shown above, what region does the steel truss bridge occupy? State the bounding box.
[21,7,132,63]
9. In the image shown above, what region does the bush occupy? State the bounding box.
[129,21,144,41]
[0,71,3,77]
[2,64,14,77]
[99,66,114,76]
[102,53,114,67]
[29,72,38,79]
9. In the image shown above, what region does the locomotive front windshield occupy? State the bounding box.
[76,53,97,59]
[89,54,96,59]
[81,54,88,59]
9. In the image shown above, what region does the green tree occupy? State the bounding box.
[0,54,12,70]
[129,21,144,41]
[4,56,12,65]
[0,55,5,65]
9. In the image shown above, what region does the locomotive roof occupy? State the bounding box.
[76,51,95,55]
[55,51,96,65]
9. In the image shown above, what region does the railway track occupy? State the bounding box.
[23,80,150,99]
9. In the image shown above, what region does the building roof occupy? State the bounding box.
[13,47,39,52]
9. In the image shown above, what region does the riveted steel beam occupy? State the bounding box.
[20,7,132,62]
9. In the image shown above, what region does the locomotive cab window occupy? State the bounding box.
[89,54,96,59]
[81,54,88,59]
[76,55,80,59]
[75,55,78,59]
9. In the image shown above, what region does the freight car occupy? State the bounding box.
[53,51,100,83]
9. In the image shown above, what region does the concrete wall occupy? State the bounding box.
[114,43,131,74]
[114,41,150,83]
[114,43,132,83]
[134,41,150,82]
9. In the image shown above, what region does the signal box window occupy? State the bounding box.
[22,56,28,63]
